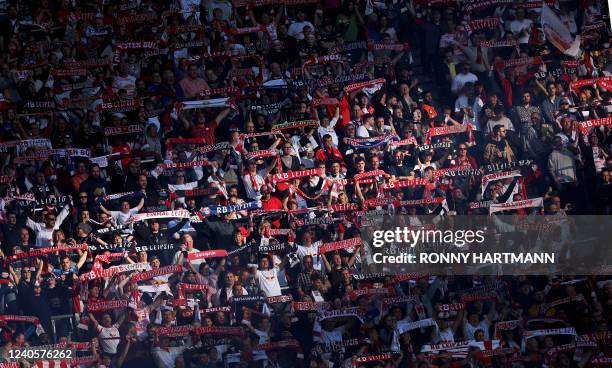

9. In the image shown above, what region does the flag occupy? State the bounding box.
[541,3,581,58]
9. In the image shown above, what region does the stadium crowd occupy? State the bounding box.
[0,0,611,367]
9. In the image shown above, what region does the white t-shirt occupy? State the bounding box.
[112,75,136,97]
[97,323,121,354]
[296,242,323,271]
[436,327,455,342]
[255,268,281,297]
[451,72,478,94]
[318,119,339,147]
[287,21,314,40]
[172,248,204,269]
[110,208,139,225]
[320,325,346,343]
[509,19,532,44]
[356,125,370,138]
[464,320,490,341]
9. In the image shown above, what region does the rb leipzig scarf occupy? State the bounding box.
[131,264,182,283]
[489,197,543,214]
[187,249,228,261]
[131,209,191,222]
[87,299,129,311]
[576,117,612,133]
[318,237,362,254]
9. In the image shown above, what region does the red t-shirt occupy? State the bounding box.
[261,196,283,227]
[190,121,218,145]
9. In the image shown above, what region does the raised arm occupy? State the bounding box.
[134,196,145,212]
[346,242,362,268]
[99,204,112,216]
[88,312,100,329]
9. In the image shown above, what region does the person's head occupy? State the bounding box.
[101,313,113,328]
[362,113,374,127]
[33,281,42,295]
[20,227,30,243]
[355,157,366,172]
[162,309,175,324]
[44,213,57,228]
[120,200,131,213]
[493,125,506,139]
[137,174,148,190]
[6,211,16,225]
[35,172,46,185]
[182,233,194,249]
[149,219,160,232]
[76,161,87,174]
[187,64,199,79]
[323,134,333,149]
[332,252,342,267]
[12,332,25,346]
[546,81,556,97]
[296,9,306,21]
[493,106,504,119]
[126,160,139,175]
[259,256,270,270]
[302,255,314,270]
[366,152,379,166]
[553,136,564,150]
[79,191,88,204]
[460,63,470,74]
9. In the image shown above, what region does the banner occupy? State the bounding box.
[576,117,612,132]
[7,244,88,262]
[353,353,394,365]
[272,168,323,183]
[133,243,178,252]
[193,326,245,337]
[464,17,502,33]
[344,78,386,93]
[382,179,429,190]
[81,262,150,281]
[187,249,228,261]
[437,303,465,312]
[318,237,362,254]
[480,39,520,48]
[271,120,319,132]
[103,191,136,202]
[349,287,392,300]
[87,299,129,311]
[523,327,577,339]
[292,301,329,311]
[98,99,142,112]
[489,197,543,214]
[131,210,191,222]
[498,57,543,69]
[344,133,396,149]
[131,264,182,283]
[481,170,522,196]
[199,201,261,216]
[494,319,521,339]
[0,315,44,335]
[416,141,453,152]
[541,4,581,58]
[319,307,365,323]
